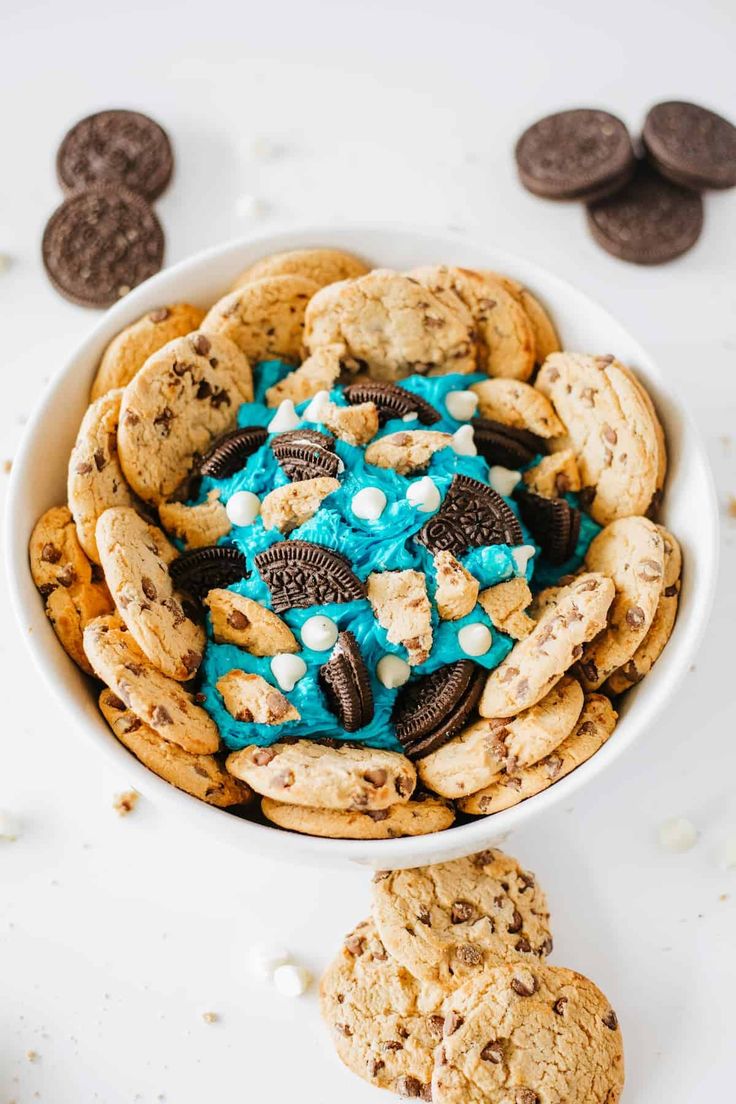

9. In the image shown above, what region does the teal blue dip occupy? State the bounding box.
[194,361,599,753]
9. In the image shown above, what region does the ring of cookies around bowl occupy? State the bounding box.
[29,248,681,838]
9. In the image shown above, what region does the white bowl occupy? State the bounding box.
[6,224,718,869]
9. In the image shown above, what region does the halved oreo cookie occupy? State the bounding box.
[516,490,581,565]
[392,661,486,758]
[343,382,440,426]
[198,426,268,479]
[416,474,523,556]
[254,540,365,613]
[271,430,341,482]
[169,545,248,601]
[319,631,374,732]
[472,418,547,468]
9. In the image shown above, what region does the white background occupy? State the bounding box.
[2,1,736,1100]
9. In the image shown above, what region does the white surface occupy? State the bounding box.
[1,0,735,1100]
[8,224,717,867]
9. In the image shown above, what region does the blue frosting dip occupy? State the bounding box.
[193,361,599,752]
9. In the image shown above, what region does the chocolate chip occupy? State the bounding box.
[181,650,201,673]
[515,1089,539,1104]
[191,333,211,356]
[141,576,157,601]
[427,1015,445,1039]
[443,1011,464,1036]
[480,1040,504,1063]
[151,705,173,726]
[626,605,645,628]
[451,900,476,924]
[455,944,483,966]
[507,908,523,934]
[56,564,76,588]
[602,1009,618,1030]
[252,748,276,766]
[510,973,537,997]
[41,542,62,563]
[553,997,568,1015]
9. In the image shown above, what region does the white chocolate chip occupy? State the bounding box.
[658,816,698,853]
[268,399,301,433]
[301,615,338,651]
[376,654,411,689]
[351,486,387,521]
[511,544,535,575]
[445,390,479,421]
[489,465,522,497]
[273,963,312,997]
[226,491,261,527]
[0,809,20,841]
[270,654,307,693]
[247,943,292,980]
[720,835,736,870]
[457,623,492,657]
[236,194,268,219]
[451,425,477,457]
[302,390,332,423]
[406,476,441,513]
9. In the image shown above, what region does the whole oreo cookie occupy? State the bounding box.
[56,109,174,200]
[199,426,268,479]
[271,430,341,482]
[392,661,486,758]
[343,381,441,426]
[416,474,523,556]
[587,162,704,264]
[319,631,375,732]
[515,109,635,201]
[169,545,248,601]
[643,101,736,191]
[472,418,547,469]
[517,490,580,565]
[42,186,165,307]
[254,540,365,613]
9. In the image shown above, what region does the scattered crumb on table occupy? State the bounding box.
[26,1050,39,1062]
[727,495,736,520]
[2,459,12,474]
[113,791,139,816]
[202,1012,219,1024]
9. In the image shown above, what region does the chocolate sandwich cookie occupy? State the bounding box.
[517,490,581,565]
[254,540,365,613]
[643,100,736,191]
[319,631,374,732]
[472,418,547,469]
[42,186,164,307]
[392,660,486,758]
[56,109,174,200]
[198,426,269,479]
[169,545,248,601]
[343,381,441,426]
[416,474,523,557]
[515,108,635,201]
[586,162,704,264]
[271,430,341,482]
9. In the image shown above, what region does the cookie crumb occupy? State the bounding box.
[0,809,20,841]
[0,252,11,274]
[658,816,698,853]
[113,790,139,816]
[201,1011,219,1024]
[273,963,311,997]
[26,1050,39,1063]
[2,459,12,474]
[727,495,736,520]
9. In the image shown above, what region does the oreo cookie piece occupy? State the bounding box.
[199,426,268,479]
[56,109,174,200]
[416,474,523,556]
[586,162,703,265]
[42,186,165,307]
[343,381,440,426]
[392,661,486,758]
[271,430,341,482]
[515,109,635,201]
[472,418,547,469]
[516,490,580,565]
[643,101,736,191]
[169,545,248,601]
[254,540,365,613]
[319,631,375,732]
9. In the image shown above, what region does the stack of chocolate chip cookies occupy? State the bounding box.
[321,849,625,1102]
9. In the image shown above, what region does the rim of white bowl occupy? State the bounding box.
[5,222,720,869]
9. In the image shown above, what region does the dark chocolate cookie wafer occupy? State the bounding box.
[472,418,547,469]
[319,631,374,732]
[587,161,704,264]
[169,545,248,601]
[343,382,440,426]
[515,109,635,201]
[254,540,365,613]
[271,430,341,482]
[56,109,173,200]
[643,101,736,191]
[199,426,268,479]
[517,490,580,565]
[392,661,486,758]
[416,474,523,556]
[42,186,165,307]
